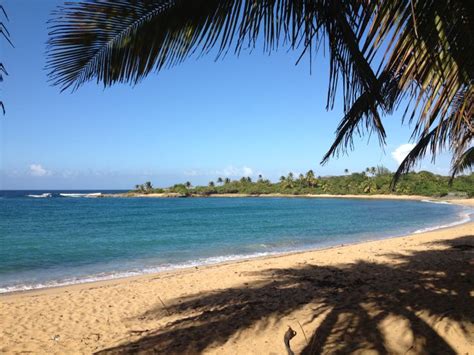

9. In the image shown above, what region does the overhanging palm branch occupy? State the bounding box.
[451,147,474,179]
[1,5,12,115]
[322,0,473,179]
[46,0,473,178]
[46,0,380,108]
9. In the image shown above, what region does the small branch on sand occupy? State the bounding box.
[158,295,171,316]
[284,326,297,355]
[297,321,309,345]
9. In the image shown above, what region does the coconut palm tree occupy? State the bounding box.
[344,169,349,175]
[46,0,473,179]
[305,170,317,187]
[224,177,231,185]
[208,181,215,188]
[217,177,223,185]
[185,181,192,189]
[144,181,153,191]
[279,176,286,183]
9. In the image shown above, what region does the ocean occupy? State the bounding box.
[0,190,471,293]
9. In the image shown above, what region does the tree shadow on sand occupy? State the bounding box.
[96,236,473,354]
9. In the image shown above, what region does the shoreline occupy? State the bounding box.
[106,191,474,204]
[1,217,472,353]
[2,198,472,297]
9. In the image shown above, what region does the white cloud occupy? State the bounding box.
[242,166,253,177]
[184,170,199,176]
[391,144,415,164]
[29,164,52,177]
[216,165,254,177]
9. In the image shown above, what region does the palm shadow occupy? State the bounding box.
[96,235,473,354]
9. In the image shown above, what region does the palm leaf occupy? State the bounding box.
[1,4,12,115]
[451,147,474,179]
[46,0,383,112]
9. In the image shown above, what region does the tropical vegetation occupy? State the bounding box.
[46,0,473,181]
[133,169,474,197]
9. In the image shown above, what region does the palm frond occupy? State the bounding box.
[451,147,474,179]
[1,5,11,116]
[392,122,444,186]
[320,90,385,165]
[47,0,239,90]
[361,0,473,183]
[46,0,383,114]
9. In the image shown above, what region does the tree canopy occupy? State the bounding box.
[134,169,474,197]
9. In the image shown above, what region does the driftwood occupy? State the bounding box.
[284,326,297,355]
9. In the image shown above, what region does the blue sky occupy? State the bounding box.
[1,0,452,190]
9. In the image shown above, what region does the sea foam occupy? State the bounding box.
[0,251,277,294]
[413,210,472,234]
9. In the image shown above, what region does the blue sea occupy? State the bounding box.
[0,190,471,293]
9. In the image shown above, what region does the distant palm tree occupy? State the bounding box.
[257,174,263,182]
[305,170,316,187]
[46,0,473,180]
[344,169,349,175]
[246,176,252,183]
[217,177,223,185]
[224,177,231,185]
[279,176,286,183]
[185,181,192,189]
[376,166,391,176]
[287,172,294,181]
[208,181,215,188]
[144,181,153,191]
[283,179,294,190]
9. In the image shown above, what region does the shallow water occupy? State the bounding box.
[0,191,470,293]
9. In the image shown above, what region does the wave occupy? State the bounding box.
[413,210,472,234]
[420,199,451,205]
[27,193,52,198]
[0,251,277,294]
[59,192,102,198]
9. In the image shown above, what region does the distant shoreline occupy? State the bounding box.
[103,192,474,206]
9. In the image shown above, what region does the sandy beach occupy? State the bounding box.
[1,199,473,354]
[107,191,474,204]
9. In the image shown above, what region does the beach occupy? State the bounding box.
[1,198,473,354]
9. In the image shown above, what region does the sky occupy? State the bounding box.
[0,0,453,190]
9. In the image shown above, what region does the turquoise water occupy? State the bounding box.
[0,191,470,293]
